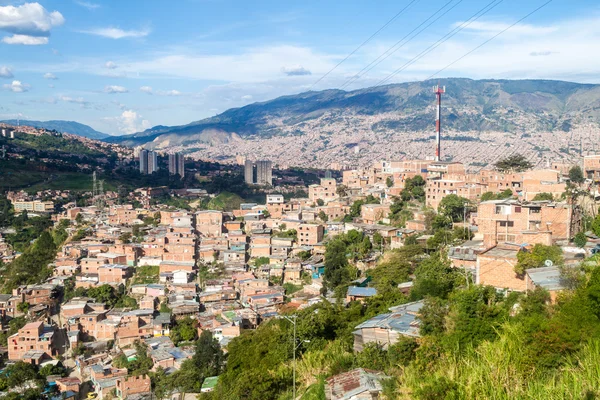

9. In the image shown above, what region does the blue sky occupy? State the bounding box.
[0,0,598,135]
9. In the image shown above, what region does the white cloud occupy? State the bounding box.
[139,86,182,96]
[0,3,64,45]
[456,21,557,36]
[530,51,557,57]
[0,66,13,78]
[74,1,100,10]
[110,110,151,134]
[105,85,128,94]
[241,94,253,102]
[157,89,182,96]
[48,83,54,88]
[121,45,335,83]
[3,80,29,93]
[104,61,118,69]
[281,65,311,76]
[43,72,57,79]
[80,27,150,39]
[2,34,48,45]
[58,95,89,107]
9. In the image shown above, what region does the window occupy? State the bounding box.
[499,221,514,227]
[530,208,541,214]
[515,206,521,213]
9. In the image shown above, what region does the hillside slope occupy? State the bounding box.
[2,119,109,140]
[106,78,600,168]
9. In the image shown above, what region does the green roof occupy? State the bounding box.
[202,376,219,389]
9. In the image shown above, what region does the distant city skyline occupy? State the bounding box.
[0,0,598,135]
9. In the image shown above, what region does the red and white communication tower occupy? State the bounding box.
[433,85,445,162]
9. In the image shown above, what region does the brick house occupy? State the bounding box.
[476,244,524,291]
[115,375,151,399]
[8,321,55,363]
[195,210,223,237]
[297,224,325,246]
[477,199,572,249]
[97,265,133,285]
[309,178,338,203]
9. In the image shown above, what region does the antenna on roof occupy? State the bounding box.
[433,85,445,162]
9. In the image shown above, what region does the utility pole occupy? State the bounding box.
[279,314,309,400]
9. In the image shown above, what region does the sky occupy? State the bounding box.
[0,0,598,135]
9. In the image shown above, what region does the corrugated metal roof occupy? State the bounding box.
[347,286,377,297]
[526,266,566,291]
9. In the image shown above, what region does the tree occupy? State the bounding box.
[151,367,172,400]
[419,297,449,336]
[569,165,585,184]
[373,232,383,250]
[411,252,461,299]
[296,250,312,261]
[574,232,587,248]
[386,176,394,188]
[170,317,198,344]
[75,213,84,224]
[316,198,325,207]
[1,362,39,392]
[495,154,533,172]
[254,257,271,267]
[481,189,513,202]
[426,229,453,249]
[515,244,564,275]
[438,194,470,222]
[532,192,554,201]
[359,236,373,258]
[318,210,328,222]
[444,285,507,348]
[88,284,117,306]
[324,239,350,289]
[17,302,30,314]
[39,362,67,378]
[344,200,364,222]
[336,184,348,197]
[119,232,132,244]
[401,176,426,202]
[592,215,600,237]
[193,330,224,377]
[365,195,380,204]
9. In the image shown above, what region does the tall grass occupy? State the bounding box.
[400,326,600,399]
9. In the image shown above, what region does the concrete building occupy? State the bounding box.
[139,150,159,174]
[256,160,273,186]
[168,152,185,178]
[244,160,254,185]
[266,194,284,204]
[12,200,54,213]
[244,160,273,185]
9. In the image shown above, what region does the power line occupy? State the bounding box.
[422,0,554,83]
[375,0,503,87]
[310,0,420,90]
[339,0,462,90]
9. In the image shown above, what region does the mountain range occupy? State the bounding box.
[10,78,600,169]
[102,78,600,168]
[1,119,109,140]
